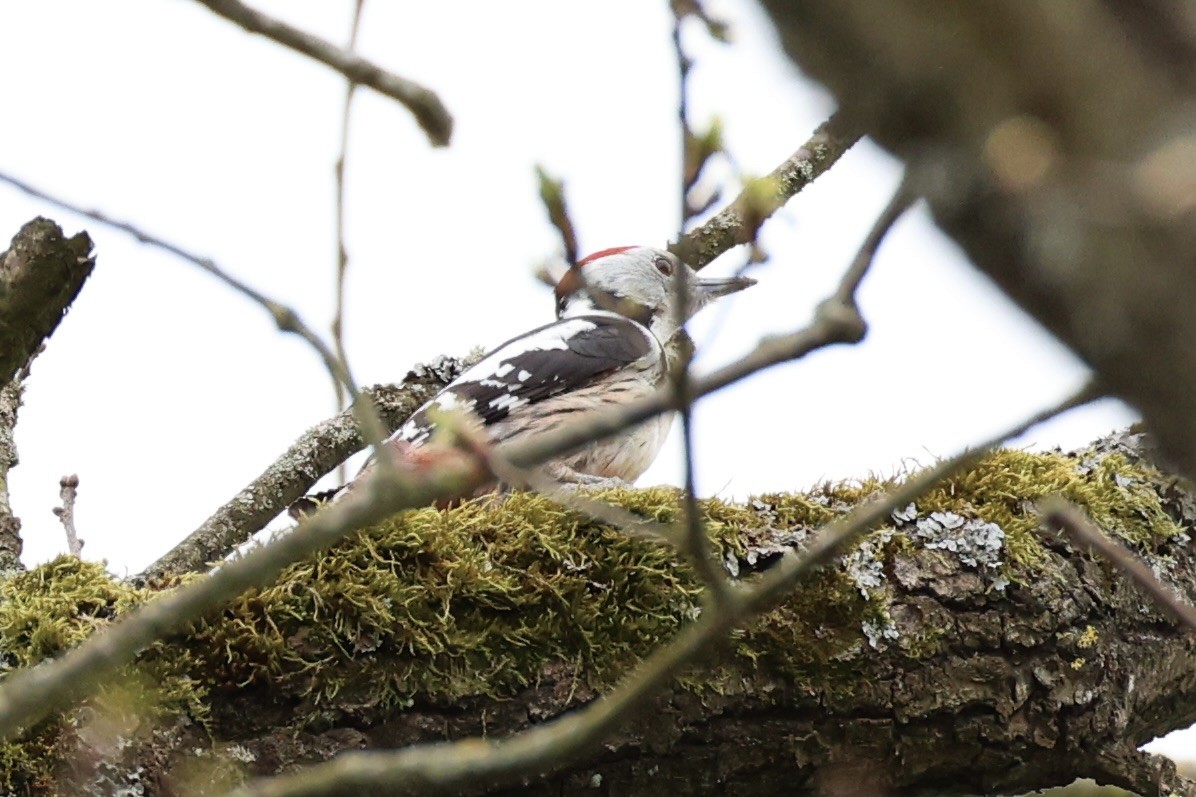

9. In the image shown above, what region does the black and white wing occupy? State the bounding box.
[396,314,659,446]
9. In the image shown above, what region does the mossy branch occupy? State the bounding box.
[225,384,1096,797]
[7,428,1196,796]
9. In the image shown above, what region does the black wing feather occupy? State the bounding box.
[402,315,655,438]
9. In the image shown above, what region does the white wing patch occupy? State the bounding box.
[392,315,655,447]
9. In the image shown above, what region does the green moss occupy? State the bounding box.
[0,558,207,793]
[182,489,718,717]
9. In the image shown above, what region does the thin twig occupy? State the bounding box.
[1043,499,1196,632]
[52,474,82,557]
[668,5,724,603]
[0,171,389,453]
[224,384,1098,797]
[670,272,730,602]
[672,8,693,232]
[834,174,915,304]
[191,0,451,146]
[332,0,366,486]
[670,113,863,269]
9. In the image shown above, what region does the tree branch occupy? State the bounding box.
[670,113,863,269]
[0,172,392,466]
[191,0,452,147]
[0,218,95,387]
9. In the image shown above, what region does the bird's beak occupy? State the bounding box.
[694,275,757,304]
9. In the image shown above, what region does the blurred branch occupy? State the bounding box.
[331,0,366,486]
[225,383,1096,797]
[671,113,863,268]
[1043,499,1196,632]
[191,0,452,146]
[535,166,579,266]
[0,171,390,453]
[834,173,914,304]
[52,474,82,558]
[670,266,729,604]
[755,0,1196,481]
[672,6,693,232]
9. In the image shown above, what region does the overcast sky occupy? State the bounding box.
[4,0,1185,760]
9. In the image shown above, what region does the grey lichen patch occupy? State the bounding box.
[893,509,1009,591]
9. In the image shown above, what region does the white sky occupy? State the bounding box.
[2,0,1188,762]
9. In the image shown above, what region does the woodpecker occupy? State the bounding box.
[290,246,754,517]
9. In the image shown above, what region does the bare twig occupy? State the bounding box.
[331,0,366,486]
[672,7,693,231]
[1043,499,1196,632]
[665,3,724,599]
[190,0,452,146]
[672,0,729,231]
[224,384,1097,797]
[670,270,729,603]
[0,171,389,453]
[670,113,863,269]
[833,174,914,304]
[52,474,82,557]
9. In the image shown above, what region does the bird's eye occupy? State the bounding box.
[654,256,673,276]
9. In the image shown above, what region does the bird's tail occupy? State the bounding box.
[287,487,345,520]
